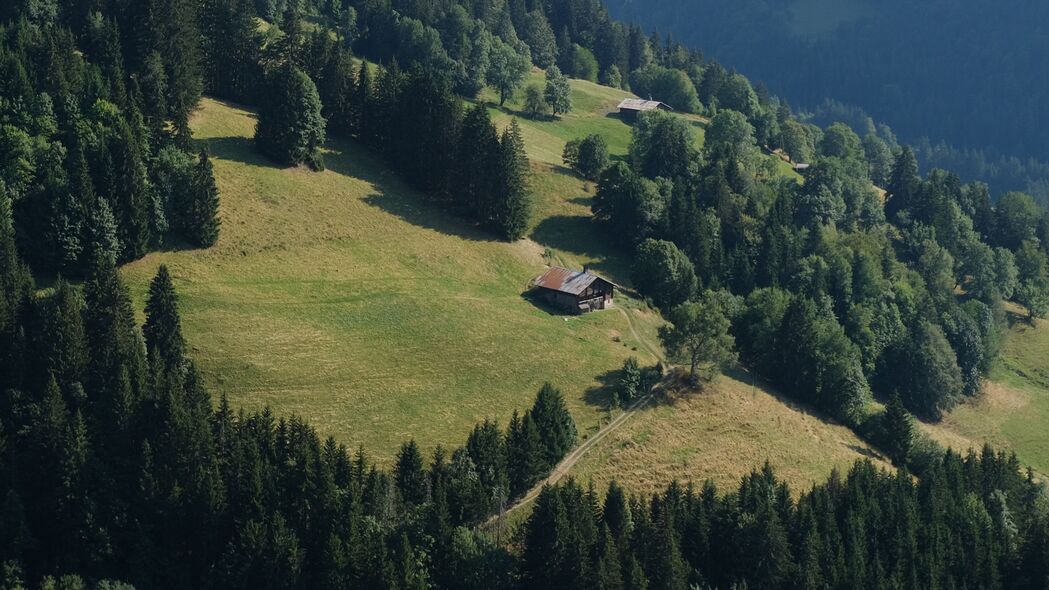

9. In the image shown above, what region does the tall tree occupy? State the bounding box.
[255,65,326,170]
[143,265,185,373]
[659,291,737,385]
[184,149,221,248]
[491,120,532,240]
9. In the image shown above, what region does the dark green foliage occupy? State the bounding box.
[593,163,665,243]
[629,109,697,180]
[632,239,697,309]
[395,439,427,507]
[630,65,700,113]
[529,383,577,468]
[254,65,326,170]
[563,134,609,180]
[882,392,913,466]
[491,120,532,241]
[143,265,185,373]
[185,150,221,248]
[659,292,737,384]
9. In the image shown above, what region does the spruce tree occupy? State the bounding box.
[883,393,913,466]
[0,184,32,389]
[185,149,221,248]
[143,265,185,373]
[111,122,153,261]
[395,439,427,508]
[255,64,326,170]
[529,383,577,467]
[455,104,500,221]
[491,119,532,240]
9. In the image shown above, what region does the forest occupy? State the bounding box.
[2,0,1049,588]
[604,0,1049,206]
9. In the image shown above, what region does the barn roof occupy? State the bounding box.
[617,98,673,112]
[533,267,614,296]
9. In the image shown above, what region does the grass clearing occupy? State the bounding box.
[569,370,891,496]
[122,97,664,464]
[922,308,1049,475]
[121,77,875,493]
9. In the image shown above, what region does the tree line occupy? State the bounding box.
[587,103,1049,445]
[5,176,1049,590]
[0,15,220,278]
[0,204,579,587]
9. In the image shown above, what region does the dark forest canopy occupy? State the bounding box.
[3,0,1049,588]
[604,0,1049,205]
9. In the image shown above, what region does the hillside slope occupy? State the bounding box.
[922,308,1049,476]
[122,78,876,490]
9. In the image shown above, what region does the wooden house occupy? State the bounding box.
[617,98,673,121]
[532,266,616,314]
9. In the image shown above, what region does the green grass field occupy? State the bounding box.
[922,308,1049,476]
[120,77,879,493]
[569,370,891,496]
[122,93,666,464]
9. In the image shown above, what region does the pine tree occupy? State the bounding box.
[506,410,543,495]
[185,149,220,248]
[455,104,500,221]
[0,183,32,389]
[395,439,427,508]
[111,122,153,261]
[350,61,371,139]
[255,64,326,170]
[83,258,147,418]
[143,265,186,374]
[33,280,88,394]
[491,119,532,240]
[883,392,913,466]
[529,383,577,467]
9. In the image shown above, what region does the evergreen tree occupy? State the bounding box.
[143,265,186,373]
[883,392,913,466]
[395,439,427,507]
[255,64,326,170]
[455,104,500,222]
[491,119,532,240]
[529,383,577,467]
[184,149,221,248]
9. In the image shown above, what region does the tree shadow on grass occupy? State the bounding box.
[198,136,275,170]
[529,214,631,283]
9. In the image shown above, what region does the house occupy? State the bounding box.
[616,98,673,121]
[792,162,811,172]
[532,266,616,314]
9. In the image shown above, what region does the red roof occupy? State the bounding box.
[533,267,612,295]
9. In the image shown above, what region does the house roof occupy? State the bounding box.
[617,98,673,112]
[533,267,613,296]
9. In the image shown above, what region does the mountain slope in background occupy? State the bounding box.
[607,0,1049,196]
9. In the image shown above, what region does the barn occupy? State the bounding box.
[616,98,673,121]
[532,266,616,314]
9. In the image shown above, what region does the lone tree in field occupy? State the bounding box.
[544,65,572,117]
[660,291,737,386]
[255,64,326,170]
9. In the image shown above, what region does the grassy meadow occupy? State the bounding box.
[122,92,666,464]
[922,308,1049,476]
[570,370,891,496]
[121,77,892,491]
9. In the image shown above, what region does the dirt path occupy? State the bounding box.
[619,307,664,363]
[487,385,658,524]
[485,306,664,524]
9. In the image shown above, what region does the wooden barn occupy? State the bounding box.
[532,266,616,314]
[617,98,673,121]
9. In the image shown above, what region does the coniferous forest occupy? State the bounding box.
[2,0,1049,588]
